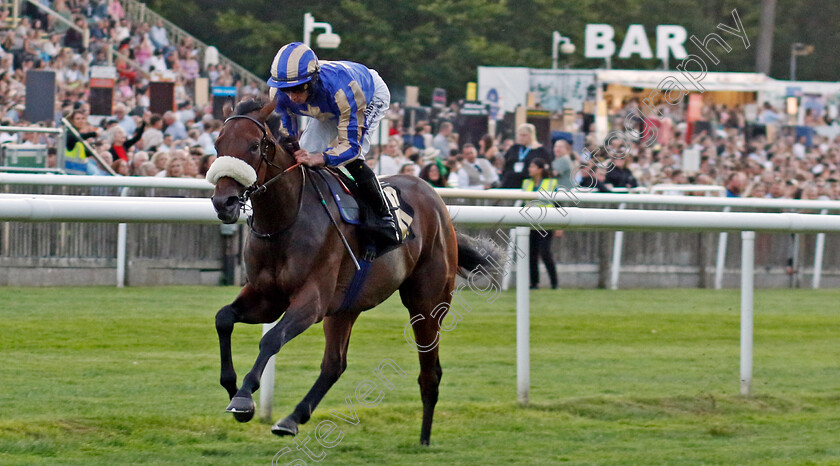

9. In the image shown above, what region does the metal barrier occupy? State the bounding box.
[1,119,116,176]
[0,126,64,173]
[437,187,840,289]
[648,184,727,195]
[4,195,840,401]
[2,175,839,289]
[6,176,838,211]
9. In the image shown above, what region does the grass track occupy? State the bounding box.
[0,287,839,465]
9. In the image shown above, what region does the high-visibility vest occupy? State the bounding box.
[522,177,558,207]
[64,141,88,175]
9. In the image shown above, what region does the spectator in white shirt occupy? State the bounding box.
[456,143,499,189]
[147,49,167,72]
[141,114,164,151]
[373,151,399,176]
[433,121,453,159]
[757,102,781,124]
[149,19,171,53]
[196,121,217,155]
[113,103,136,135]
[792,136,807,159]
[162,111,187,141]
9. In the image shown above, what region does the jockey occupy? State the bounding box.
[266,42,401,246]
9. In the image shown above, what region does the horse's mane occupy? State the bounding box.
[233,99,265,116]
[233,98,284,142]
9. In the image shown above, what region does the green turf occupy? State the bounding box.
[0,286,838,465]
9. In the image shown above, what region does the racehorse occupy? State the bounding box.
[208,98,500,445]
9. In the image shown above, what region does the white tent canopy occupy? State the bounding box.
[478,66,840,113]
[596,69,770,92]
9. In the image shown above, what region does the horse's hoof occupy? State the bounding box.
[232,409,255,423]
[271,417,298,437]
[226,396,255,423]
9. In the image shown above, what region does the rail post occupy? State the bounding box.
[740,231,755,396]
[515,226,530,405]
[609,202,626,289]
[715,206,732,289]
[259,321,278,423]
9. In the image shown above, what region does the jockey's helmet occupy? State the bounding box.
[267,42,320,89]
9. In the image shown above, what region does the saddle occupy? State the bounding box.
[312,168,415,314]
[314,168,414,256]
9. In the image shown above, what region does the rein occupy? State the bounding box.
[221,114,304,240]
[246,168,307,240]
[218,113,362,268]
[222,115,302,203]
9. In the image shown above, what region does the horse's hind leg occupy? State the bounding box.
[400,271,453,446]
[272,311,359,437]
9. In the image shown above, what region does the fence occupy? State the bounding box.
[438,188,840,289]
[3,194,840,407]
[0,175,221,286]
[3,174,840,288]
[0,119,118,176]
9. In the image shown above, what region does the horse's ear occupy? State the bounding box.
[222,102,233,119]
[258,98,274,121]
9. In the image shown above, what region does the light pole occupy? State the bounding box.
[303,12,341,49]
[789,42,813,81]
[551,31,575,69]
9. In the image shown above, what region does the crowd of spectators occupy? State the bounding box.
[3,1,840,201]
[368,98,840,201]
[0,0,250,178]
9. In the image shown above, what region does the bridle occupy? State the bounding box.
[223,115,303,201]
[219,114,362,265]
[221,114,306,239]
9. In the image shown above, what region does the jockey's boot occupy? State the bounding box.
[345,160,402,246]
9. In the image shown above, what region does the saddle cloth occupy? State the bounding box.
[319,169,414,242]
[318,169,415,313]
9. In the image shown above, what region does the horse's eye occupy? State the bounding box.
[249,143,260,153]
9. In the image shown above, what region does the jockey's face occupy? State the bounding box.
[286,88,309,104]
[283,82,312,105]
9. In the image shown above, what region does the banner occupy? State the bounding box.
[529,69,597,112]
[478,67,597,114]
[477,66,529,114]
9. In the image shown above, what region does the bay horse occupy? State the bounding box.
[208,99,499,445]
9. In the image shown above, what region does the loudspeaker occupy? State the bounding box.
[89,86,113,116]
[149,81,175,115]
[455,115,488,148]
[24,70,56,124]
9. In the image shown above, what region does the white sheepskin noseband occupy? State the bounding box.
[205,156,258,187]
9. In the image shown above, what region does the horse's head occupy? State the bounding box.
[208,99,281,224]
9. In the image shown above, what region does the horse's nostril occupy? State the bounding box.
[212,195,239,213]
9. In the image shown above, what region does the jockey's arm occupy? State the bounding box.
[321,88,363,167]
[293,148,326,167]
[274,95,299,139]
[290,85,365,168]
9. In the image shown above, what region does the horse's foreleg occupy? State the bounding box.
[215,304,239,400]
[272,312,359,436]
[226,304,321,419]
[218,286,279,422]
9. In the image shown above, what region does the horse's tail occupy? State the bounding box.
[455,231,504,278]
